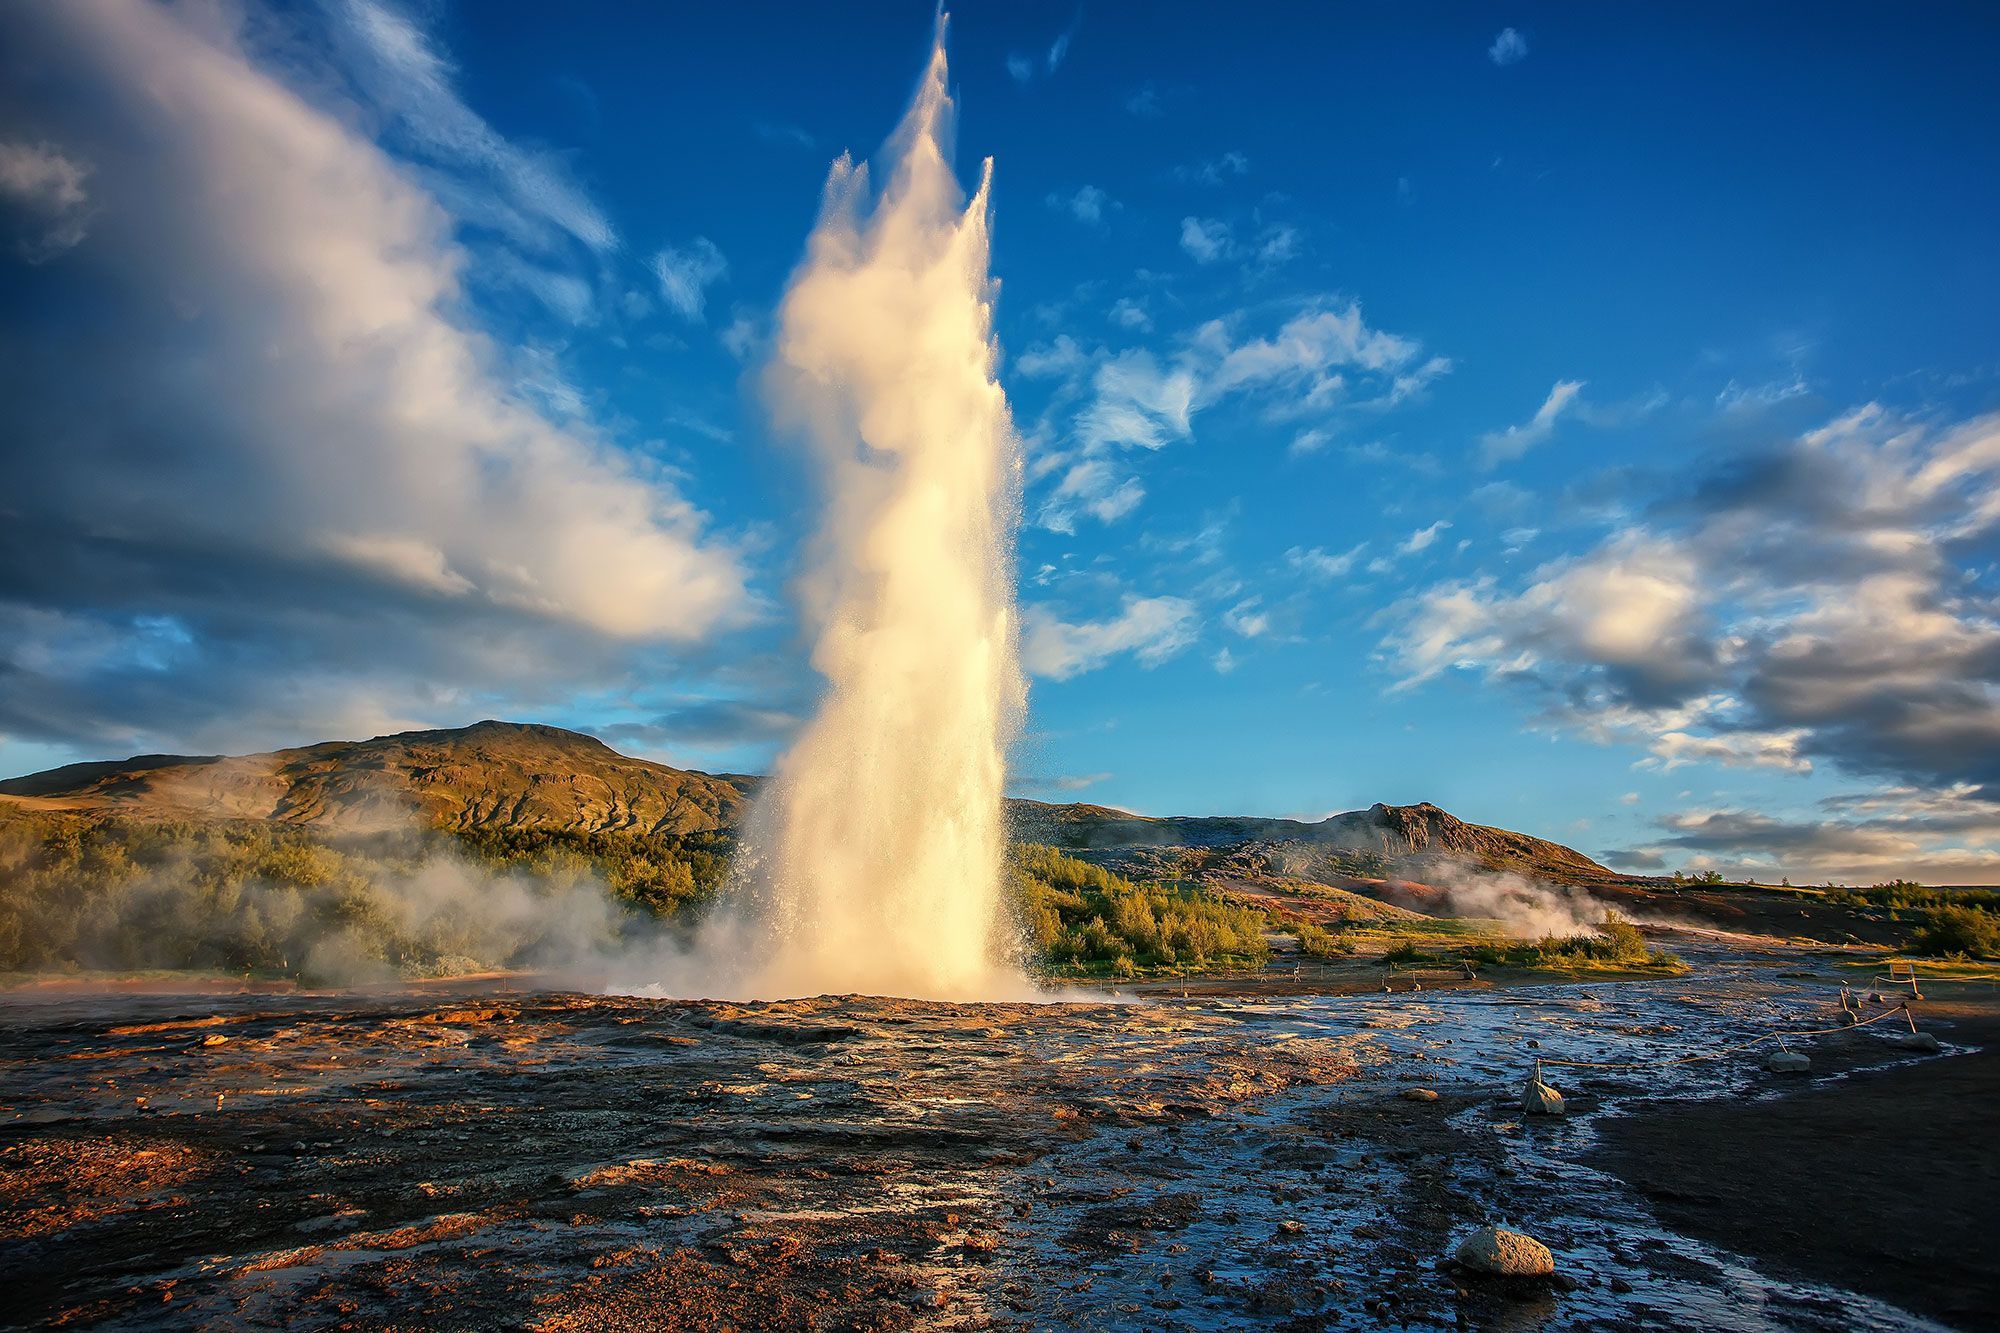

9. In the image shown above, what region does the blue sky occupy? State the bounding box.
[2,1,1998,881]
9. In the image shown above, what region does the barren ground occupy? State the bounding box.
[2,942,1993,1331]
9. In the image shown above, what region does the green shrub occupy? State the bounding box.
[1012,844,1270,974]
[1911,904,2000,959]
[1294,921,1352,959]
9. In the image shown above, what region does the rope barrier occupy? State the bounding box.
[1531,1000,1916,1072]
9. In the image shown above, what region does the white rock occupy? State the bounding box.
[1455,1226,1556,1277]
[1764,1050,1811,1073]
[1899,1032,1942,1053]
[1521,1074,1565,1116]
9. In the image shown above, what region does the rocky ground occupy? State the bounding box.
[1,947,1993,1331]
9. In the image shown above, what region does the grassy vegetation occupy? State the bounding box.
[1825,880,2000,912]
[1012,844,1270,978]
[1356,911,1685,976]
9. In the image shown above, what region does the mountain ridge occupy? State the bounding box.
[0,720,1610,876]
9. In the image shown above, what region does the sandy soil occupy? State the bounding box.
[1,950,1990,1331]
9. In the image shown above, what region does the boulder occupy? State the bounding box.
[1898,1032,1942,1053]
[1454,1226,1556,1278]
[1521,1074,1565,1116]
[1764,1050,1810,1073]
[1401,1087,1440,1103]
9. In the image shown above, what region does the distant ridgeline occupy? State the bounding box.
[0,720,1613,980]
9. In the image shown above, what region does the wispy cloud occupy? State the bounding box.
[1022,595,1197,680]
[1489,27,1529,66]
[1479,379,1585,467]
[0,140,93,260]
[1125,84,1163,117]
[1173,152,1249,186]
[650,238,728,321]
[1287,544,1367,580]
[1034,302,1447,531]
[1047,184,1113,226]
[1009,19,1078,85]
[335,0,617,254]
[1397,520,1452,556]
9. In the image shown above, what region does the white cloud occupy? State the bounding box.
[1174,152,1249,186]
[1224,598,1270,638]
[1289,428,1330,457]
[0,0,745,753]
[1034,301,1444,531]
[649,238,727,321]
[1489,28,1529,66]
[1125,84,1163,117]
[1109,297,1150,331]
[1015,334,1090,380]
[1077,350,1197,452]
[1398,520,1452,555]
[1257,225,1300,266]
[1287,543,1366,580]
[1047,184,1112,226]
[719,311,760,360]
[1006,54,1035,83]
[335,0,617,254]
[1179,216,1232,263]
[0,140,93,260]
[1389,405,2000,808]
[1022,596,1197,680]
[1480,379,1585,467]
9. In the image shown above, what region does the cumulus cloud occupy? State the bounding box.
[1611,786,2000,883]
[1022,596,1197,680]
[650,238,728,321]
[0,139,93,259]
[0,0,745,756]
[1489,28,1529,66]
[1387,405,2000,811]
[1480,379,1584,467]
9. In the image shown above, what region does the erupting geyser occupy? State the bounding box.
[730,24,1029,1000]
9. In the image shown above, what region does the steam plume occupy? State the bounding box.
[726,23,1029,999]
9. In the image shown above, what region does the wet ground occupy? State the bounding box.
[1,947,1988,1331]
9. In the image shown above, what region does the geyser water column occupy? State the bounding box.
[735,25,1029,1000]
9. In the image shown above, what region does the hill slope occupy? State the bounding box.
[0,720,754,838]
[0,721,1608,876]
